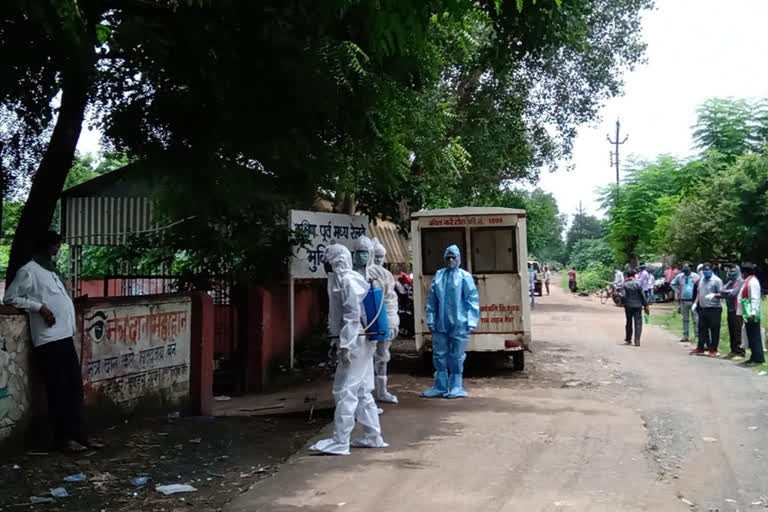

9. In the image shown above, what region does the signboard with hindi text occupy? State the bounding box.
[80,296,192,405]
[290,210,369,279]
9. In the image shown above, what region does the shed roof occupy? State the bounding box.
[62,161,157,198]
[62,164,411,263]
[368,220,409,265]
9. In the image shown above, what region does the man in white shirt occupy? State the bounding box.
[4,231,98,453]
[543,265,552,296]
[637,263,653,303]
[738,263,764,365]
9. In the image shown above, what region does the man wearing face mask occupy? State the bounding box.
[312,243,387,455]
[4,231,101,453]
[671,262,699,343]
[738,263,764,366]
[369,238,400,403]
[690,263,724,356]
[422,245,480,399]
[637,263,653,304]
[719,264,745,360]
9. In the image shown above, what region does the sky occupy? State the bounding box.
[77,0,768,220]
[535,0,768,220]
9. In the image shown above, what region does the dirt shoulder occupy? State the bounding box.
[0,409,331,511]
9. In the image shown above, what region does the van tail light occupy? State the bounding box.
[505,339,520,348]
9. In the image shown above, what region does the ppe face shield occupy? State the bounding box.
[374,255,384,266]
[353,250,369,268]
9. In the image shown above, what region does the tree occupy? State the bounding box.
[565,212,603,255]
[600,97,768,266]
[468,187,565,256]
[693,98,768,159]
[664,152,768,264]
[1,0,106,282]
[2,0,653,284]
[569,238,614,269]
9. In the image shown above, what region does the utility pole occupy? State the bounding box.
[606,119,629,186]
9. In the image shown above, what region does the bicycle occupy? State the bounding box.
[598,282,612,305]
[598,281,624,306]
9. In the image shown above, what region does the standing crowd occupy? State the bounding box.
[615,261,763,365]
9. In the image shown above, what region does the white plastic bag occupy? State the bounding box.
[155,484,197,495]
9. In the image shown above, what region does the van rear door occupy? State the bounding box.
[469,226,526,350]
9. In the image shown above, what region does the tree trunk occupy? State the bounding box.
[0,141,5,246]
[6,71,90,284]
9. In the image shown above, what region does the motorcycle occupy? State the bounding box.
[610,282,624,307]
[653,277,674,303]
[394,273,414,337]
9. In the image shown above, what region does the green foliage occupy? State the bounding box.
[575,262,614,292]
[664,152,768,264]
[602,96,768,266]
[565,212,603,257]
[569,238,614,270]
[1,0,653,282]
[467,187,565,257]
[693,98,768,159]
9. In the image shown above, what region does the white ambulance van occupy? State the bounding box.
[411,207,531,370]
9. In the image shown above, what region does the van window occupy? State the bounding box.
[471,227,517,273]
[421,228,466,275]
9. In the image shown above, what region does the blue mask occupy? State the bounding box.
[703,269,713,279]
[353,251,369,268]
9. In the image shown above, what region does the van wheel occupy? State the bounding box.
[511,351,524,372]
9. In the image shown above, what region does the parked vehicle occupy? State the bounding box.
[528,260,543,296]
[394,272,414,337]
[411,207,531,371]
[653,277,674,303]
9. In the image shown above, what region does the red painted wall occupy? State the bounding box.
[244,280,327,391]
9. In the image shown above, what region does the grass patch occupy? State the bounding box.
[650,300,768,374]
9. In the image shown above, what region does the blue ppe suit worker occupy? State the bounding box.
[369,237,400,403]
[422,245,480,399]
[310,244,387,455]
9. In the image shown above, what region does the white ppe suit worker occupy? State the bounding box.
[311,244,387,455]
[369,237,400,403]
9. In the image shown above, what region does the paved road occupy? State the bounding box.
[228,281,768,511]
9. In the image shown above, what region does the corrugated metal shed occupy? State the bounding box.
[61,164,410,264]
[368,220,409,265]
[61,163,156,246]
[63,196,154,246]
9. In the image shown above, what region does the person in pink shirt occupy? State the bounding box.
[664,265,680,286]
[568,267,577,293]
